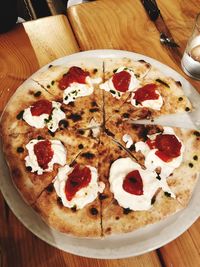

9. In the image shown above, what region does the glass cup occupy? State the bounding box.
[181,13,200,80]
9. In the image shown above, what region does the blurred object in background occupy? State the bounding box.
[0,0,18,33]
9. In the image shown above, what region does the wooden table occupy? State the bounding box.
[0,0,200,266]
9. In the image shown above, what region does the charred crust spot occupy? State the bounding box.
[151,195,156,205]
[48,130,55,137]
[105,128,115,137]
[122,113,130,118]
[26,166,32,172]
[178,97,183,101]
[57,197,63,206]
[193,155,198,161]
[47,85,51,89]
[193,131,200,137]
[90,207,98,215]
[69,160,77,167]
[59,119,69,129]
[123,208,132,214]
[48,64,53,68]
[68,113,82,122]
[138,59,146,63]
[164,192,171,197]
[114,109,119,113]
[81,152,95,159]
[156,174,161,180]
[77,129,85,135]
[16,110,24,120]
[46,183,54,193]
[99,194,108,200]
[71,206,77,212]
[67,102,75,107]
[78,144,84,149]
[129,144,135,151]
[51,80,55,86]
[37,136,45,140]
[189,163,194,168]
[105,227,111,234]
[89,108,99,113]
[17,147,24,153]
[93,68,98,74]
[34,91,41,97]
[185,107,190,112]
[156,79,170,88]
[115,216,120,220]
[176,81,182,86]
[91,101,98,107]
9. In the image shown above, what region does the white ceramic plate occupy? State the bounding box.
[0,50,200,259]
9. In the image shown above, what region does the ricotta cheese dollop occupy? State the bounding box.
[63,76,102,105]
[130,84,163,110]
[99,67,140,99]
[23,101,65,132]
[135,127,184,197]
[25,139,67,175]
[53,165,105,209]
[109,158,160,211]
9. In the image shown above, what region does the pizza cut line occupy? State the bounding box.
[0,56,200,238]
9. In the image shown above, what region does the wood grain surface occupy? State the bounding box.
[0,0,200,265]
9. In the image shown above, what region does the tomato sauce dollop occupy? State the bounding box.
[112,71,131,92]
[58,66,90,90]
[31,100,52,116]
[65,165,91,201]
[133,84,159,103]
[123,170,143,195]
[34,140,54,170]
[146,134,182,162]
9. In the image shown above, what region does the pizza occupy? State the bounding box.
[0,56,200,238]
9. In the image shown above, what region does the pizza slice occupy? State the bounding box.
[33,134,103,237]
[100,57,151,121]
[98,132,184,236]
[2,129,99,205]
[114,67,192,121]
[32,59,104,129]
[101,58,192,123]
[105,120,200,207]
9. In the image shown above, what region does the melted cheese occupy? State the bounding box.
[109,158,160,210]
[135,127,184,197]
[53,165,105,209]
[99,67,140,99]
[63,76,102,104]
[23,101,65,132]
[25,139,66,175]
[130,89,163,110]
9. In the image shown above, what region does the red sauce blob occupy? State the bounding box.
[133,84,159,103]
[123,170,143,195]
[31,100,52,116]
[34,140,54,170]
[147,134,182,162]
[58,66,90,90]
[112,70,131,92]
[65,164,91,201]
